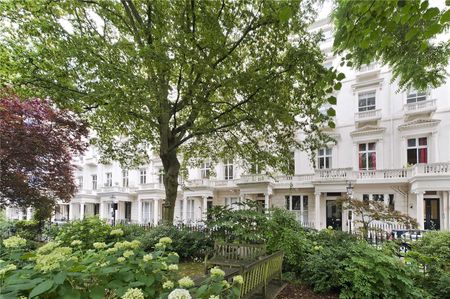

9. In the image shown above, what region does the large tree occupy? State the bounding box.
[0,92,88,217]
[332,0,450,90]
[0,0,341,222]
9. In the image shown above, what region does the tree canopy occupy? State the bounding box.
[0,0,340,222]
[0,92,87,215]
[333,0,450,91]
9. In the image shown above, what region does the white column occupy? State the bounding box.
[441,192,447,231]
[202,196,208,221]
[183,196,188,224]
[137,198,142,224]
[99,201,105,219]
[26,207,33,220]
[315,192,321,230]
[384,194,390,207]
[377,140,384,170]
[80,203,85,220]
[68,203,74,221]
[416,192,425,230]
[289,195,293,211]
[154,199,159,226]
[300,196,304,223]
[264,193,269,210]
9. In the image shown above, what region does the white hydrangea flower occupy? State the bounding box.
[123,250,134,258]
[168,288,191,299]
[221,280,230,288]
[37,241,60,255]
[3,236,27,248]
[163,280,175,289]
[110,228,124,236]
[70,240,82,246]
[155,242,166,250]
[168,264,178,271]
[0,264,16,276]
[210,267,225,277]
[130,240,141,249]
[106,247,118,254]
[117,257,126,263]
[233,275,244,285]
[159,237,172,245]
[35,247,73,273]
[93,242,107,249]
[122,288,144,299]
[178,276,194,288]
[143,254,153,262]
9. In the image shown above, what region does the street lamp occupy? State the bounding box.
[346,181,354,198]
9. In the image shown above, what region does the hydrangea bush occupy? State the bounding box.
[0,234,241,298]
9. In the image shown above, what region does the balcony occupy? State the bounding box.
[138,183,164,190]
[84,156,98,166]
[184,179,212,188]
[354,109,381,123]
[98,186,135,194]
[211,180,237,188]
[411,162,450,176]
[404,99,436,116]
[356,169,410,181]
[236,174,274,185]
[314,168,353,181]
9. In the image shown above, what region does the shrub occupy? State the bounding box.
[339,242,425,299]
[407,231,450,298]
[205,200,268,244]
[0,235,241,298]
[55,217,113,249]
[137,226,213,261]
[264,209,313,274]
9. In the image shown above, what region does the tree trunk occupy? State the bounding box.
[160,148,180,225]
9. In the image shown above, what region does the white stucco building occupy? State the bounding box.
[6,17,450,232]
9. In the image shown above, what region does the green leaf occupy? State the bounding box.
[337,73,346,81]
[90,287,105,299]
[441,9,450,23]
[405,28,418,41]
[54,272,67,285]
[29,280,54,298]
[424,23,441,38]
[327,107,336,117]
[328,120,336,128]
[327,96,337,105]
[334,82,342,91]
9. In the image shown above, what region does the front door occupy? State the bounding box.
[424,198,440,230]
[326,200,342,230]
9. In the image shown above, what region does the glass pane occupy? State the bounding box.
[407,149,417,165]
[292,196,301,210]
[363,194,369,202]
[368,142,376,150]
[358,99,366,107]
[326,148,332,155]
[319,148,324,156]
[419,148,428,163]
[326,157,331,169]
[419,137,427,146]
[407,138,416,147]
[368,97,375,106]
[303,196,308,209]
[360,153,367,170]
[319,157,325,169]
[359,143,366,151]
[368,152,376,170]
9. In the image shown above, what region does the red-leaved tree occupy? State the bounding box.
[0,92,88,219]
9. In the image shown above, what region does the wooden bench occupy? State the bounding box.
[204,242,266,273]
[239,251,286,299]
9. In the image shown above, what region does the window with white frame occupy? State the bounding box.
[358,91,376,112]
[105,172,112,187]
[187,199,194,221]
[225,197,239,210]
[77,176,83,188]
[122,170,129,187]
[407,137,428,165]
[92,175,97,190]
[224,159,234,180]
[285,195,308,223]
[358,142,376,170]
[140,169,147,184]
[200,161,211,179]
[142,201,154,224]
[407,90,427,103]
[318,148,332,169]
